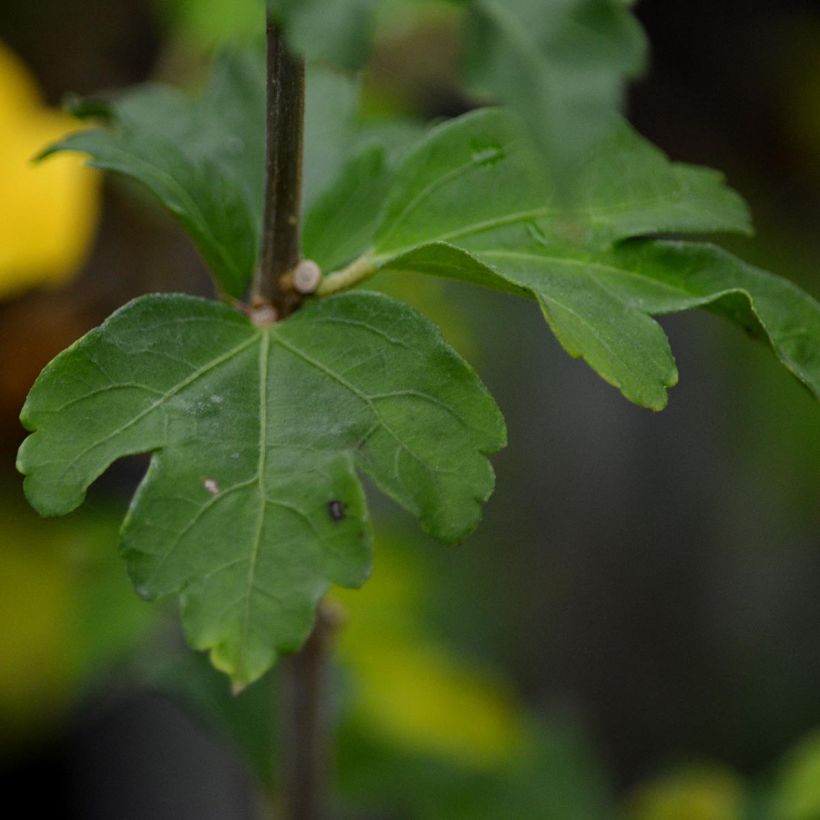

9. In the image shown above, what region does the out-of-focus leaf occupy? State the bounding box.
[155,0,264,46]
[269,0,379,70]
[771,732,820,820]
[47,52,266,298]
[463,0,648,182]
[0,496,157,748]
[149,652,277,788]
[336,544,525,767]
[304,146,391,272]
[627,765,746,820]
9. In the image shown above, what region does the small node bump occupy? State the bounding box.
[293,260,322,295]
[250,304,278,327]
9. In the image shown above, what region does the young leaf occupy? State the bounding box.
[360,108,819,408]
[303,66,362,209]
[464,0,648,178]
[17,292,505,687]
[304,145,392,272]
[304,115,425,272]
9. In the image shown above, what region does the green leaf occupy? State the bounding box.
[609,240,820,394]
[383,241,679,410]
[464,0,648,179]
[50,50,415,293]
[303,67,362,209]
[374,109,750,259]
[269,0,379,69]
[567,123,753,245]
[156,0,264,47]
[368,108,818,408]
[50,52,267,299]
[17,293,505,687]
[385,237,820,408]
[304,145,392,272]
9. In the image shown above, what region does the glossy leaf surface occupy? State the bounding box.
[368,108,818,408]
[18,293,505,686]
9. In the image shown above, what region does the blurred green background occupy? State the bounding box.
[0,1,818,818]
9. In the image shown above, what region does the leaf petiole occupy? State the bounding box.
[316,250,378,297]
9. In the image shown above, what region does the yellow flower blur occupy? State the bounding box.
[334,544,526,768]
[0,42,100,298]
[627,766,745,820]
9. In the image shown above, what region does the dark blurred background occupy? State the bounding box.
[0,1,818,818]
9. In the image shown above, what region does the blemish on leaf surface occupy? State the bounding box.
[328,500,346,522]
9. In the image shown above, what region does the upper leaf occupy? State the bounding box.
[373,108,751,259]
[269,0,379,70]
[364,108,819,408]
[17,292,505,687]
[464,0,648,180]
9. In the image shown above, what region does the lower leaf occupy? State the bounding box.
[382,237,820,408]
[17,292,505,687]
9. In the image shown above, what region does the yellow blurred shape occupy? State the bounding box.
[335,544,525,768]
[0,502,159,754]
[346,642,525,767]
[0,41,100,298]
[627,766,745,820]
[0,533,77,745]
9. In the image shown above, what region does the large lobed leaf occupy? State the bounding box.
[18,292,505,687]
[356,108,818,409]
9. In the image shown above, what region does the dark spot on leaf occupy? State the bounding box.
[328,500,346,522]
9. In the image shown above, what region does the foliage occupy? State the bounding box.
[463,0,648,179]
[18,293,503,686]
[771,732,820,820]
[0,492,156,747]
[16,0,820,687]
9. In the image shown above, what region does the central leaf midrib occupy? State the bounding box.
[272,332,443,473]
[237,330,271,674]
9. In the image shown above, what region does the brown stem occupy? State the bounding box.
[280,602,340,820]
[251,20,305,317]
